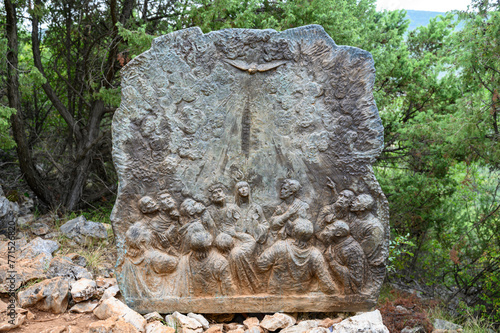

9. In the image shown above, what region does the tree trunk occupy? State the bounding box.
[4,0,54,207]
[63,100,105,211]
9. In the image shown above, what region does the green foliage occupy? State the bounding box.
[387,233,416,272]
[94,87,121,108]
[0,106,17,149]
[117,23,157,56]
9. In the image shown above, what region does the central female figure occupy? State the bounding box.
[234,181,269,245]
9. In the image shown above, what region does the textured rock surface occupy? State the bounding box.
[18,237,59,260]
[71,278,97,302]
[0,237,59,291]
[165,312,203,333]
[88,316,140,333]
[144,312,164,323]
[330,310,389,332]
[260,313,297,331]
[0,313,25,331]
[146,321,176,333]
[0,252,50,291]
[112,25,388,313]
[281,320,321,333]
[69,300,98,313]
[432,319,463,331]
[101,284,120,301]
[47,256,93,280]
[60,215,108,245]
[31,222,51,236]
[243,317,260,330]
[17,277,70,313]
[187,313,210,330]
[0,187,19,236]
[94,296,146,332]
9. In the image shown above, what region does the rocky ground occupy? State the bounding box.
[0,189,471,333]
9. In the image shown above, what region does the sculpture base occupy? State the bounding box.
[125,294,377,314]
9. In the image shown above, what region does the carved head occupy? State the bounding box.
[138,196,158,214]
[321,220,350,244]
[208,183,226,204]
[158,190,177,211]
[337,189,355,208]
[280,179,300,199]
[189,231,213,252]
[292,218,314,242]
[180,198,206,217]
[236,181,250,198]
[125,222,152,256]
[214,232,234,254]
[141,116,156,137]
[350,193,374,212]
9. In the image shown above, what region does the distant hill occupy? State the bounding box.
[405,10,446,31]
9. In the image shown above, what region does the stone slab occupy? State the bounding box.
[111,24,389,313]
[126,295,376,314]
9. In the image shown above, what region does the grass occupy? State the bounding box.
[17,278,45,292]
[461,316,496,333]
[79,244,107,276]
[426,305,497,333]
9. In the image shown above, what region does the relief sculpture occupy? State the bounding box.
[112,25,389,313]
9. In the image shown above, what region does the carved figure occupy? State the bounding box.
[228,231,262,294]
[257,218,337,295]
[223,59,287,74]
[316,177,355,232]
[320,221,366,295]
[270,179,309,241]
[202,183,241,237]
[187,231,234,296]
[122,222,178,299]
[148,190,181,254]
[178,198,206,254]
[138,195,158,217]
[234,181,269,244]
[350,194,386,290]
[133,196,163,250]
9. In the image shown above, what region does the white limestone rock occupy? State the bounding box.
[331,310,389,333]
[260,313,297,331]
[71,278,97,302]
[69,300,98,313]
[165,312,203,333]
[187,313,210,330]
[94,296,146,333]
[146,321,176,333]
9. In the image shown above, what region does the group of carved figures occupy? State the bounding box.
[121,178,385,299]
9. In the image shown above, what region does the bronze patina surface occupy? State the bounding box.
[111,25,388,313]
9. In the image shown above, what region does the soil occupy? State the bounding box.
[9,309,95,332]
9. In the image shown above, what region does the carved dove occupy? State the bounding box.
[223,59,287,74]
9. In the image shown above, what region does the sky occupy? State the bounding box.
[376,0,472,12]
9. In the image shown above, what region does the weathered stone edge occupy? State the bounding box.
[126,295,377,314]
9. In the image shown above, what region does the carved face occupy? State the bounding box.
[189,202,200,216]
[337,190,354,208]
[139,196,158,214]
[238,184,250,197]
[142,117,156,136]
[280,182,294,199]
[350,194,374,212]
[194,202,206,214]
[321,221,349,244]
[350,197,364,212]
[210,187,225,203]
[159,193,176,211]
